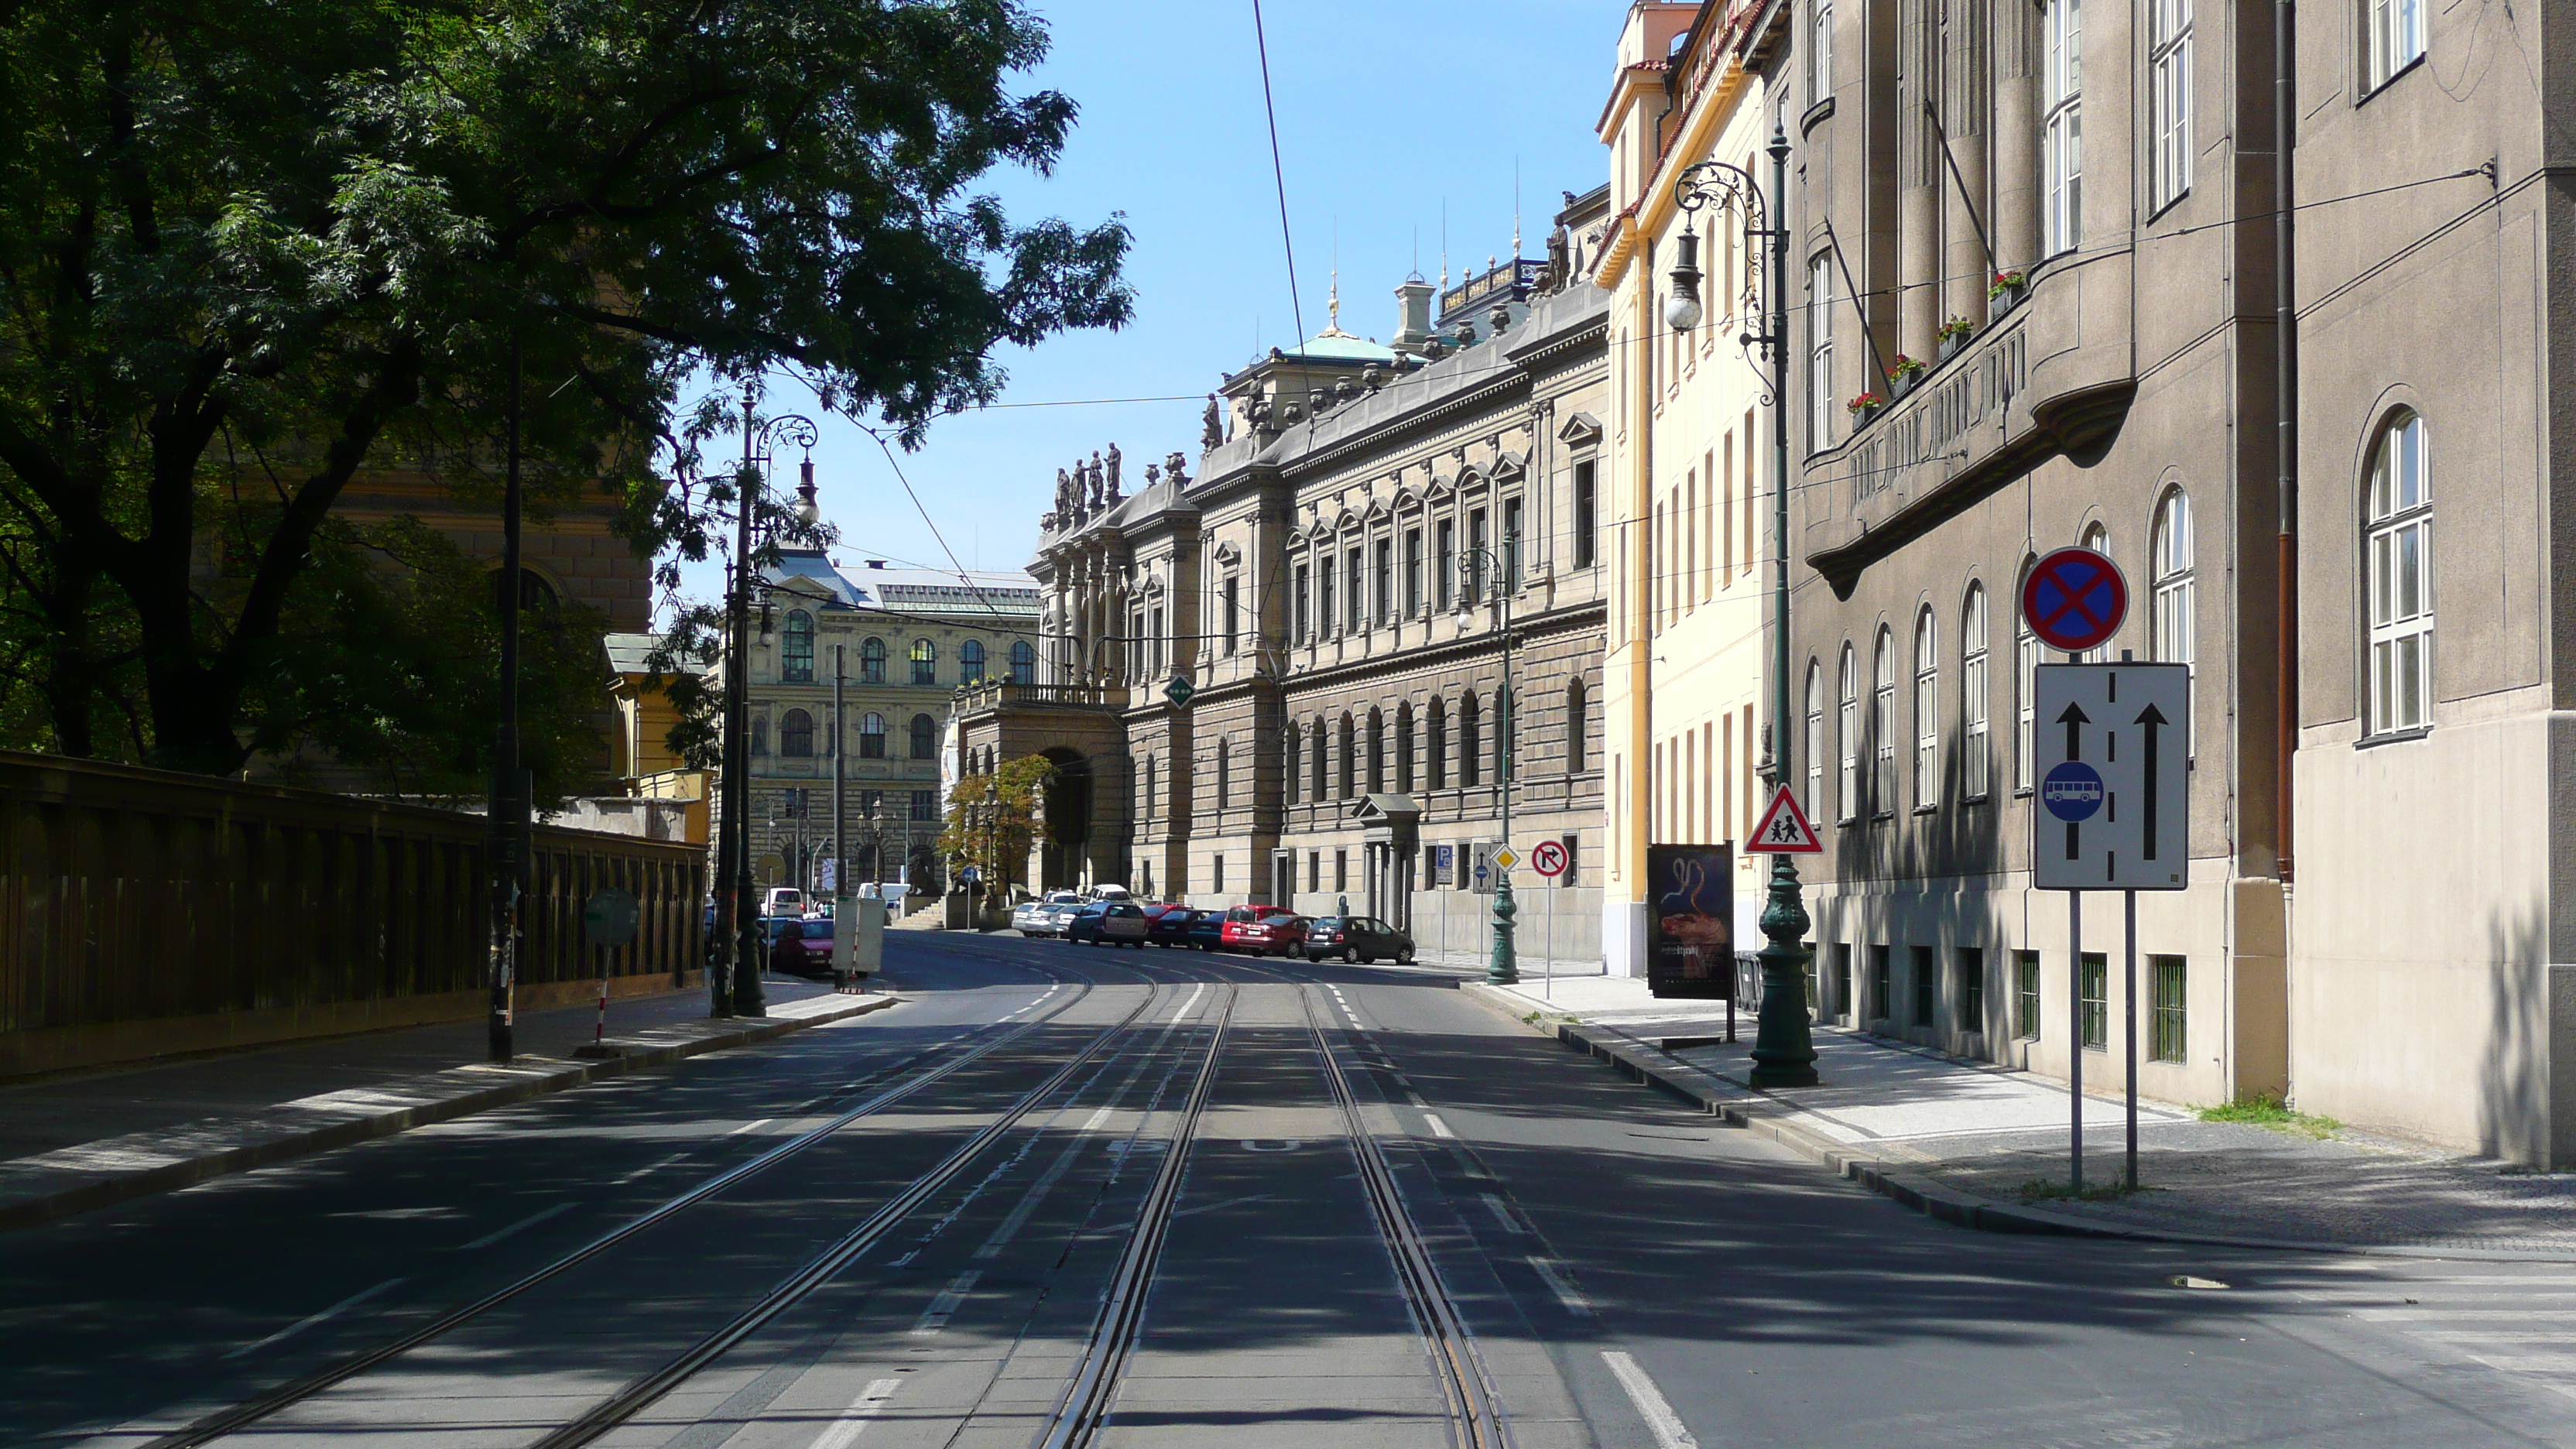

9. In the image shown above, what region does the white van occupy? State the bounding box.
[762,887,807,918]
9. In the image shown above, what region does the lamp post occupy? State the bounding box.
[717,392,820,1019]
[1456,532,1523,986]
[1668,130,1817,1088]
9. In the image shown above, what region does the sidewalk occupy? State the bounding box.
[0,977,898,1231]
[1465,975,2576,1260]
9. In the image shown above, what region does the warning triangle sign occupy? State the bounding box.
[1745,786,1824,854]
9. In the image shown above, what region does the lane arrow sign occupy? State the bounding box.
[2058,701,2090,761]
[2135,701,2168,860]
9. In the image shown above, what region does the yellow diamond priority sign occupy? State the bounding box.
[1492,846,1520,872]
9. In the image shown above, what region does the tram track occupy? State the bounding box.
[140,961,1128,1449]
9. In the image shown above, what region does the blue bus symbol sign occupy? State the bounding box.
[2041,762,2105,821]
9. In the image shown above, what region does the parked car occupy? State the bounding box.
[1304,915,1415,965]
[1014,890,1084,937]
[1221,906,1312,957]
[1064,900,1150,947]
[1184,910,1228,952]
[1142,905,1201,947]
[762,886,806,918]
[757,915,837,975]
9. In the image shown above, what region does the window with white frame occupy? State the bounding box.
[1837,644,1859,822]
[2152,490,2197,749]
[1806,661,1825,821]
[1962,584,1991,798]
[2014,560,2039,790]
[2043,0,2083,255]
[1810,0,1834,105]
[2365,411,2433,734]
[2365,0,2424,90]
[2149,0,2191,212]
[2079,523,2112,662]
[1872,628,1896,817]
[1809,255,1835,450]
[1913,609,1940,809]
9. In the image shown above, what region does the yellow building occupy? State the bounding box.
[1595,0,1778,975]
[605,632,713,846]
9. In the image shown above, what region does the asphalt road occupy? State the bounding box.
[9,930,2576,1447]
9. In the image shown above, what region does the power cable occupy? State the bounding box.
[1249,0,1308,346]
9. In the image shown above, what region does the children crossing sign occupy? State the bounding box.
[1745,787,1823,853]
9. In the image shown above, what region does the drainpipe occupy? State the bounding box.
[2274,0,2297,883]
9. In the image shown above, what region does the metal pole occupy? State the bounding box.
[2070,888,2084,1193]
[1488,553,1519,986]
[2126,886,2139,1190]
[730,394,766,1017]
[834,644,850,986]
[487,323,525,1063]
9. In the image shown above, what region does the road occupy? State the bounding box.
[8,931,2575,1447]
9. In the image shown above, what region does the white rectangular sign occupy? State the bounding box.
[2033,663,2189,891]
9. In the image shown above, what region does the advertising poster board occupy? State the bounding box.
[1647,844,1735,999]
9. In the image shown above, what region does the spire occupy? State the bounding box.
[1328,264,1341,333]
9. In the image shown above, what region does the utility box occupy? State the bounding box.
[834,897,886,986]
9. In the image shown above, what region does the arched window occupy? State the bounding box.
[1396,703,1416,793]
[1565,680,1588,773]
[1218,738,1232,805]
[909,639,937,686]
[779,708,814,758]
[1009,639,1036,684]
[2013,556,2040,790]
[1805,659,1825,816]
[859,712,886,759]
[960,639,988,686]
[1961,584,1991,798]
[2078,523,2112,661]
[1836,644,1858,822]
[781,611,815,683]
[1338,714,1357,800]
[752,714,770,756]
[1285,724,1301,805]
[1872,628,1896,815]
[909,713,937,759]
[860,638,887,684]
[2366,410,2432,734]
[1913,609,1939,809]
[1461,692,1483,788]
[1366,709,1386,793]
[1427,698,1448,790]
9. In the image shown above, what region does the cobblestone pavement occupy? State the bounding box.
[1485,975,2576,1256]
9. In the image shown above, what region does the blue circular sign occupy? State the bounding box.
[2041,762,2105,821]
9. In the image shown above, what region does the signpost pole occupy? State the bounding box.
[2069,888,2084,1194]
[2126,886,2140,1190]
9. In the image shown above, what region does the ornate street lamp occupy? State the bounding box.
[1455,532,1523,986]
[1672,128,1819,1088]
[715,392,820,1019]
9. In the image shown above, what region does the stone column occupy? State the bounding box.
[1942,0,1993,326]
[1896,0,1941,362]
[1991,0,2040,276]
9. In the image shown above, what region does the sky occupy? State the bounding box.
[672,0,1624,609]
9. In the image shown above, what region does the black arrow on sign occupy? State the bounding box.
[2057,701,2090,761]
[2135,701,2169,861]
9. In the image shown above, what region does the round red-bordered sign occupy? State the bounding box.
[2020,547,2128,653]
[1529,840,1569,878]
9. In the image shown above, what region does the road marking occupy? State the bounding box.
[909,1269,981,1334]
[1529,1256,1594,1317]
[724,1117,776,1137]
[1482,1194,1526,1235]
[221,1277,404,1360]
[1173,1193,1278,1218]
[1601,1350,1699,1449]
[1420,1112,1457,1139]
[613,1150,693,1185]
[456,1201,576,1250]
[809,1376,903,1449]
[971,1108,1114,1261]
[1167,983,1208,1022]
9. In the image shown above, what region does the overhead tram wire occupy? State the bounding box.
[1249,0,1307,347]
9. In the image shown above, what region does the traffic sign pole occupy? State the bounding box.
[2070,889,2084,1194]
[2126,886,2139,1192]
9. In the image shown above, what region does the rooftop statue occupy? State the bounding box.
[1105,443,1122,500]
[1203,393,1225,449]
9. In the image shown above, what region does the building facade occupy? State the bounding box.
[1595,2,1781,975]
[742,555,1040,894]
[958,237,1614,964]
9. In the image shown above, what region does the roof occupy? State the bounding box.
[760,550,1041,618]
[1277,327,1398,365]
[602,632,711,677]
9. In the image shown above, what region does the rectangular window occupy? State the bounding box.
[1468,509,1489,600]
[1502,497,1523,591]
[1213,854,1225,893]
[1868,945,1891,1022]
[2015,625,2040,790]
[2043,0,2084,255]
[1912,945,1935,1026]
[1720,442,1735,581]
[1742,414,1757,575]
[1149,607,1164,677]
[1437,519,1458,609]
[2151,956,2188,1063]
[909,789,935,822]
[1222,577,1239,655]
[1560,834,1581,887]
[2081,952,2107,1050]
[1318,557,1336,638]
[1959,948,1985,1031]
[1573,463,1598,569]
[1404,529,1423,615]
[1374,540,1393,625]
[2365,0,2425,89]
[1334,848,1348,892]
[1807,255,1835,450]
[1810,0,1834,103]
[1345,548,1364,633]
[2148,0,2192,211]
[1308,850,1321,892]
[2015,951,2041,1038]
[1680,474,1695,610]
[1294,564,1312,641]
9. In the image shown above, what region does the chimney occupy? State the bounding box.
[1390,277,1435,356]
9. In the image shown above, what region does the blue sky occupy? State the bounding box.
[673,0,1621,607]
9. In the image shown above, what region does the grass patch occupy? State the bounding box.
[2200,1094,2340,1139]
[2018,1177,2150,1202]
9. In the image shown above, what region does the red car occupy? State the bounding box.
[1219,906,1312,957]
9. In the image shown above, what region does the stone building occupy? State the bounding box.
[958,222,1614,963]
[742,554,1040,894]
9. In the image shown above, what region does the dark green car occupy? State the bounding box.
[1303,916,1414,965]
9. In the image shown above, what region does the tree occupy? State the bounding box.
[940,753,1054,902]
[0,0,1131,777]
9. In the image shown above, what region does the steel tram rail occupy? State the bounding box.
[146,961,1119,1449]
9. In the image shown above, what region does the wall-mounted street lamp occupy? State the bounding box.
[1455,533,1523,987]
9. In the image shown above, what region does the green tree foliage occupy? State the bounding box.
[940,753,1055,895]
[0,0,1131,781]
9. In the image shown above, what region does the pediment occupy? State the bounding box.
[1557,411,1605,447]
[1426,475,1456,504]
[1213,540,1243,567]
[1490,448,1530,481]
[1363,497,1391,522]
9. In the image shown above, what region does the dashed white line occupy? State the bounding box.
[221,1277,405,1360]
[456,1201,575,1250]
[724,1116,776,1137]
[1420,1111,1458,1139]
[909,1269,982,1334]
[1482,1194,1526,1235]
[613,1149,693,1185]
[1529,1256,1595,1317]
[1602,1350,1699,1448]
[808,1376,903,1449]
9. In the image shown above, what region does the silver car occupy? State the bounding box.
[1014,891,1083,937]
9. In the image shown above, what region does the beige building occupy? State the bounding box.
[1594,2,1780,975]
[958,230,1614,964]
[743,555,1040,893]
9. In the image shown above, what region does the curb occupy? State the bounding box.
[1458,981,2576,1264]
[0,992,902,1234]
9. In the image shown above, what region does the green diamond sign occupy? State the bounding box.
[1163,674,1195,708]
